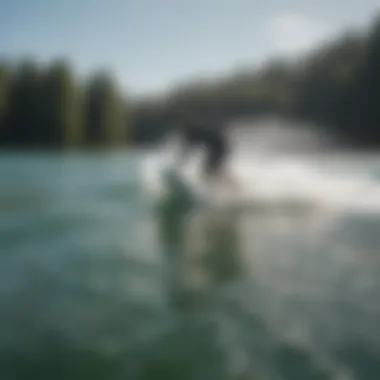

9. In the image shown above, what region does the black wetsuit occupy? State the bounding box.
[182,126,228,175]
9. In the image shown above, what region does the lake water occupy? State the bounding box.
[1,151,380,380]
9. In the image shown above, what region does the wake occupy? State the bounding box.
[141,123,380,215]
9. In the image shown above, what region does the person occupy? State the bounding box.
[177,118,236,188]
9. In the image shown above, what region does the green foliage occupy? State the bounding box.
[42,60,83,148]
[0,61,130,149]
[85,72,125,147]
[0,14,380,149]
[132,15,380,148]
[0,64,9,132]
[4,60,42,146]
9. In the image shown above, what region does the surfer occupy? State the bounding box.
[177,118,237,188]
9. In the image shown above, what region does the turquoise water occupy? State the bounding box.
[0,152,380,380]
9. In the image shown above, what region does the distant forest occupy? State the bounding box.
[0,14,379,149]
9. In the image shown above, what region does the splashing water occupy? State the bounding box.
[142,143,380,215]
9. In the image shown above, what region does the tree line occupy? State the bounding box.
[0,60,128,149]
[0,14,380,149]
[133,14,380,149]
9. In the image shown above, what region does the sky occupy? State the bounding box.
[0,0,379,96]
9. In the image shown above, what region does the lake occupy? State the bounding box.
[0,151,380,380]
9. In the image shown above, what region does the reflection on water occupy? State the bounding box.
[0,153,379,379]
[155,173,380,379]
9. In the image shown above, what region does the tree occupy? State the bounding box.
[41,60,83,148]
[0,63,9,135]
[4,60,42,146]
[84,72,125,147]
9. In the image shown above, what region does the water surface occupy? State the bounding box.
[0,151,380,380]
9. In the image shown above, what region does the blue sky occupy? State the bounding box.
[0,0,379,95]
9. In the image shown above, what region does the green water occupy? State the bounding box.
[0,152,380,380]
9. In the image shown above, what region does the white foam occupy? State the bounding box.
[141,148,380,215]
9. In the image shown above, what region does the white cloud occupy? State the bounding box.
[266,11,330,55]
